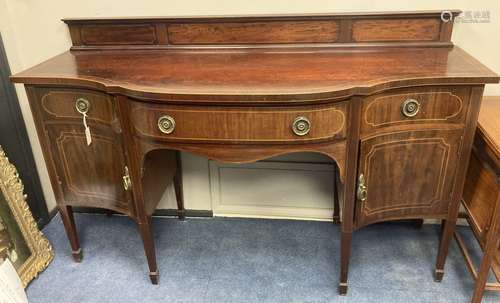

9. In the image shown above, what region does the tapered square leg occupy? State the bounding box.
[434,219,456,282]
[434,269,444,282]
[174,151,186,220]
[339,231,352,295]
[471,192,500,303]
[149,270,159,284]
[138,217,159,284]
[332,172,341,224]
[59,205,82,262]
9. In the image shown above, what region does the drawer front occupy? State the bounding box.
[129,101,347,143]
[37,87,116,124]
[361,86,470,136]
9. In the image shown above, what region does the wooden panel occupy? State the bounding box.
[356,129,462,227]
[352,18,440,42]
[462,152,498,243]
[209,160,335,220]
[129,102,347,143]
[38,88,115,124]
[46,124,131,215]
[361,87,469,135]
[80,24,157,45]
[167,21,339,44]
[63,11,461,49]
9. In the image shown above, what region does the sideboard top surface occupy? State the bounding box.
[11,47,499,102]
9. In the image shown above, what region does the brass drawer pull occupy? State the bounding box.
[357,173,367,202]
[75,98,90,114]
[158,115,176,134]
[292,116,311,136]
[401,98,420,117]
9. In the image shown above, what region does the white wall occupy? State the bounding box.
[1,0,499,218]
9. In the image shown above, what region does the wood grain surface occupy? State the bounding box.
[10,47,499,103]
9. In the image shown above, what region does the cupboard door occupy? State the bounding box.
[46,124,133,215]
[355,129,463,227]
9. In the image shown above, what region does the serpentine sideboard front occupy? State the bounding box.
[11,10,499,295]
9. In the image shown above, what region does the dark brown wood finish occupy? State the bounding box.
[360,86,471,136]
[11,47,498,103]
[339,96,362,294]
[62,10,460,50]
[27,86,134,215]
[435,86,485,282]
[457,96,500,303]
[10,11,500,296]
[167,21,340,44]
[173,151,185,220]
[357,128,463,224]
[129,101,348,143]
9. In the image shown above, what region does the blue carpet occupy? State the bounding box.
[26,214,500,302]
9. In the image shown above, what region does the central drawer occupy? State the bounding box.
[129,100,347,143]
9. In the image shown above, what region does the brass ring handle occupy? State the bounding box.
[158,115,176,134]
[292,116,311,136]
[401,98,420,117]
[75,98,90,114]
[357,173,367,202]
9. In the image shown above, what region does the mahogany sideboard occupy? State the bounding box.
[457,96,500,303]
[10,10,500,295]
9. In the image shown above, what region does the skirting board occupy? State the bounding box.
[48,207,468,226]
[50,207,213,219]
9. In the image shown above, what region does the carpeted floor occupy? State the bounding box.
[26,213,500,302]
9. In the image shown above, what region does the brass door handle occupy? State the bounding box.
[123,166,132,191]
[75,98,90,115]
[158,115,176,134]
[401,98,420,117]
[292,116,311,136]
[357,173,367,202]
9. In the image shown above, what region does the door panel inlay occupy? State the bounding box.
[363,138,449,214]
[356,129,463,227]
[47,124,131,214]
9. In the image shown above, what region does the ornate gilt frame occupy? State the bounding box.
[0,146,53,286]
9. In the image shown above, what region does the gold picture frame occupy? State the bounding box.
[0,146,53,286]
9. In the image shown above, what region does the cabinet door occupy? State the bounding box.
[46,124,133,215]
[355,129,463,227]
